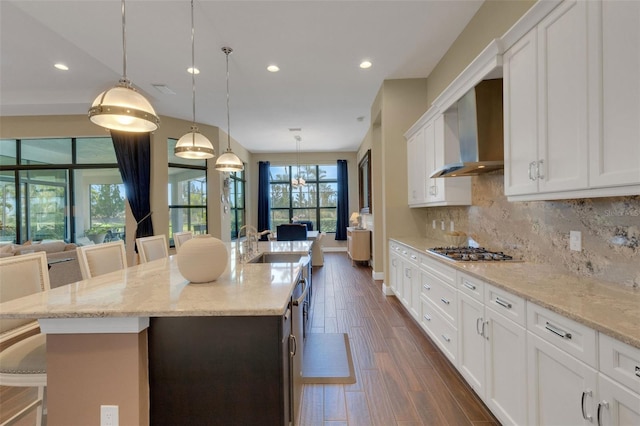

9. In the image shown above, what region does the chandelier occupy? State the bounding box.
[291,135,306,187]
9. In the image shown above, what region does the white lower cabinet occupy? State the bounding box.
[457,273,527,425]
[597,373,640,426]
[387,242,401,294]
[528,330,599,425]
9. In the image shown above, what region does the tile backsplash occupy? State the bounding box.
[424,173,640,288]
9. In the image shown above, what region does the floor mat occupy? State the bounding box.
[302,333,356,384]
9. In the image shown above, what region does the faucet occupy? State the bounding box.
[237,226,273,262]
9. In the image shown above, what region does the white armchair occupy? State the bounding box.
[0,252,50,426]
[136,234,169,263]
[76,240,127,279]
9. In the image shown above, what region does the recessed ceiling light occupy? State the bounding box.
[54,63,69,71]
[359,60,372,69]
[187,67,200,75]
[267,65,280,73]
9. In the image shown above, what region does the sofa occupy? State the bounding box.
[0,241,82,288]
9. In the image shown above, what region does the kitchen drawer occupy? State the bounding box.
[457,272,484,303]
[421,295,457,365]
[527,302,597,368]
[421,268,457,325]
[399,245,419,265]
[420,254,456,287]
[599,333,640,394]
[484,283,526,327]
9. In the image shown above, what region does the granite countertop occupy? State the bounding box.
[391,236,640,350]
[0,241,313,319]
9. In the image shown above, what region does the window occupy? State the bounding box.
[0,138,124,244]
[269,164,337,232]
[228,170,245,240]
[168,139,208,247]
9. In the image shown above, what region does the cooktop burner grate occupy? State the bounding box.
[427,246,520,262]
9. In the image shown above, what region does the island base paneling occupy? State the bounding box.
[149,316,291,425]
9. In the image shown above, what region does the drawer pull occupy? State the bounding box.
[463,281,476,291]
[581,389,593,422]
[635,366,640,378]
[441,334,451,343]
[410,255,417,261]
[440,297,450,305]
[423,314,431,322]
[545,322,572,340]
[495,297,512,309]
[423,284,431,291]
[597,400,609,426]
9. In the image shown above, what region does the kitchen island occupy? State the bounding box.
[0,240,313,426]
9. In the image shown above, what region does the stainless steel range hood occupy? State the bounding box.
[430,79,504,178]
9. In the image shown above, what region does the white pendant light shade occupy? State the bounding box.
[88,0,159,133]
[174,0,214,159]
[215,46,244,172]
[89,80,159,132]
[215,150,245,172]
[175,126,215,159]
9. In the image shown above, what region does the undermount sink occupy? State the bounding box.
[248,253,305,264]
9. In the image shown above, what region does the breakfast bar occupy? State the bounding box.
[0,241,312,425]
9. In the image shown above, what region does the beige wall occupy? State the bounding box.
[426,0,536,106]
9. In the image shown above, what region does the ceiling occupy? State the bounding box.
[0,1,482,153]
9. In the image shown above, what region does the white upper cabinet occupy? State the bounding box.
[407,126,426,206]
[503,0,640,201]
[588,0,640,188]
[405,110,471,207]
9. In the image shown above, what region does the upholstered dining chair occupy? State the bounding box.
[77,240,127,279]
[276,224,308,241]
[0,251,50,426]
[136,234,169,263]
[173,231,193,252]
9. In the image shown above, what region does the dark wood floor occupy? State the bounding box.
[1,252,499,426]
[298,252,499,426]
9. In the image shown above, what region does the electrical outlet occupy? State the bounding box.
[450,221,455,232]
[432,220,436,230]
[101,405,119,426]
[570,231,582,252]
[441,220,445,231]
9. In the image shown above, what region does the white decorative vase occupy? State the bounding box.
[176,234,228,283]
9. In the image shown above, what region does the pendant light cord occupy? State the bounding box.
[190,0,196,147]
[121,0,127,81]
[224,47,233,152]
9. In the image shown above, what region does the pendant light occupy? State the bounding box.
[291,135,306,187]
[174,0,215,159]
[215,47,244,172]
[88,0,160,132]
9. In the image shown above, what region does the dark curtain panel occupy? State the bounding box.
[257,161,271,240]
[335,159,348,240]
[111,130,154,241]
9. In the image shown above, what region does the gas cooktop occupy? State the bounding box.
[427,246,520,262]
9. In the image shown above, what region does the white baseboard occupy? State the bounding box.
[322,247,347,252]
[372,270,384,281]
[381,283,395,296]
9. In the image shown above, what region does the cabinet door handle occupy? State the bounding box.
[423,284,431,291]
[463,281,476,291]
[537,159,544,180]
[423,314,431,322]
[495,297,512,309]
[476,317,483,336]
[597,400,609,426]
[441,334,451,343]
[636,365,640,378]
[545,321,572,340]
[433,185,438,196]
[581,389,593,422]
[528,161,536,180]
[392,259,397,267]
[284,308,291,321]
[289,334,297,357]
[440,297,450,305]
